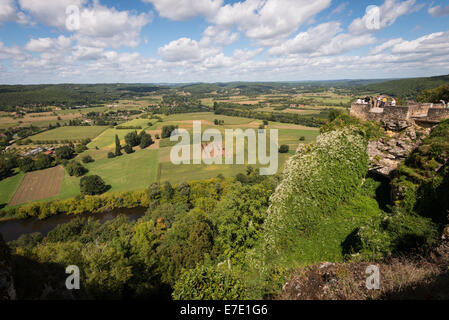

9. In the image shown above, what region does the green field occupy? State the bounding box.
[1,112,321,208]
[84,149,159,192]
[0,171,25,207]
[88,128,140,149]
[30,126,108,142]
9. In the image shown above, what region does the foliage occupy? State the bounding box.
[82,155,94,163]
[55,145,75,161]
[115,134,122,156]
[66,161,88,177]
[278,145,289,153]
[417,84,449,103]
[80,175,108,195]
[173,265,248,300]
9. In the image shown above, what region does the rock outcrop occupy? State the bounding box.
[368,121,430,176]
[0,234,16,300]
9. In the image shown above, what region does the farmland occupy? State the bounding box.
[8,166,64,206]
[0,84,337,209]
[29,126,108,142]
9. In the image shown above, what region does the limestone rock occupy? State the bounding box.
[368,124,429,177]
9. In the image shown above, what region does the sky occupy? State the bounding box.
[0,0,448,84]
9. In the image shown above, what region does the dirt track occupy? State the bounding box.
[9,166,64,206]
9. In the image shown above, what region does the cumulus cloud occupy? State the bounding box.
[428,4,449,17]
[390,31,449,54]
[25,36,72,53]
[369,38,404,54]
[201,26,239,46]
[0,0,30,24]
[19,0,151,48]
[142,0,222,20]
[158,37,220,62]
[349,0,421,35]
[75,2,152,48]
[213,0,332,45]
[269,22,342,56]
[0,41,22,60]
[19,0,87,28]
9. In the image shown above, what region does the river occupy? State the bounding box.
[0,207,148,242]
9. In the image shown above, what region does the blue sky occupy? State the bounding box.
[0,0,448,84]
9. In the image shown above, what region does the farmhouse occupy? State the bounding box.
[24,147,43,157]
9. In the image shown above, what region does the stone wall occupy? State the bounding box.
[350,103,449,124]
[427,108,449,121]
[349,104,371,121]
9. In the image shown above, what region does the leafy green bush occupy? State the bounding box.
[173,265,247,300]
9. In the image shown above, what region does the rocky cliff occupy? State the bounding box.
[368,120,431,176]
[0,234,16,300]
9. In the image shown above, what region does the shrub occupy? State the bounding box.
[172,265,247,300]
[107,152,115,159]
[82,155,94,163]
[278,145,289,153]
[124,144,134,154]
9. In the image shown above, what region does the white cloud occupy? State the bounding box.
[19,0,151,49]
[158,37,220,62]
[142,0,222,20]
[0,41,22,60]
[25,36,72,53]
[75,2,152,48]
[213,0,332,45]
[0,0,17,22]
[391,31,449,54]
[428,4,449,17]
[349,0,421,35]
[19,0,86,28]
[369,38,404,54]
[0,0,30,24]
[201,26,239,46]
[269,22,342,56]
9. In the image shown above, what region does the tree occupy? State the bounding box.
[279,145,289,153]
[139,132,153,149]
[75,144,88,154]
[124,144,134,154]
[55,146,75,161]
[19,157,35,172]
[162,181,174,201]
[80,175,108,195]
[125,131,140,147]
[115,134,122,156]
[161,125,177,139]
[82,155,94,163]
[418,84,449,103]
[35,153,53,170]
[66,161,88,177]
[148,182,161,201]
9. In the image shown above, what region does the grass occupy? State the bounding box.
[84,148,159,192]
[0,171,25,206]
[162,112,254,125]
[29,126,107,142]
[88,128,138,149]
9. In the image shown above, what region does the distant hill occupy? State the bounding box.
[364,74,449,100]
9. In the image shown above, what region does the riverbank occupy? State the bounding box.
[0,188,150,222]
[0,206,147,242]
